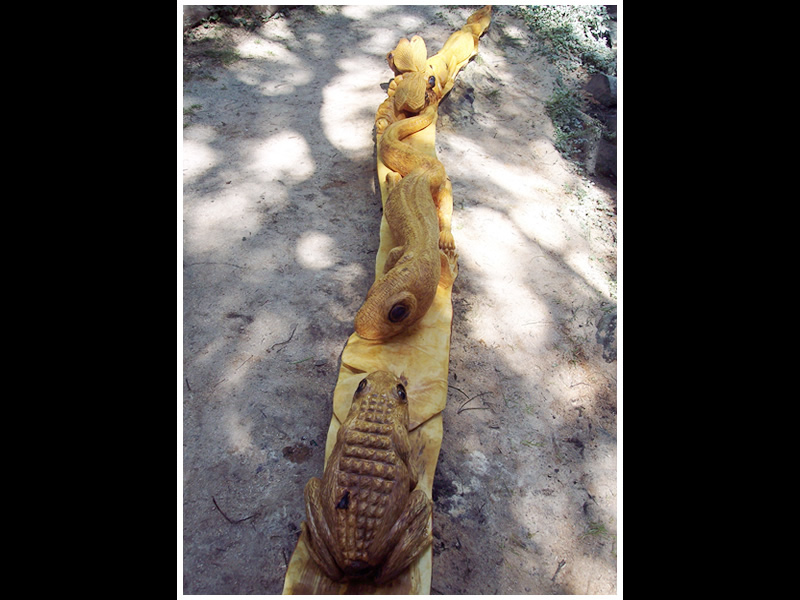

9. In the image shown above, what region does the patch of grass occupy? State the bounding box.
[202,5,278,30]
[184,71,217,83]
[545,86,601,160]
[496,29,524,49]
[183,103,203,128]
[581,521,609,538]
[202,47,242,66]
[521,439,544,448]
[580,520,617,557]
[510,6,615,170]
[511,5,616,75]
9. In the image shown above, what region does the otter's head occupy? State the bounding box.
[354,289,420,341]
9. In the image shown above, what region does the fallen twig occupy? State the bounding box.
[450,384,493,414]
[268,324,297,353]
[552,558,566,582]
[212,496,255,524]
[234,355,254,372]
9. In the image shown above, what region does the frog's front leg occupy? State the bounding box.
[303,477,344,582]
[374,488,433,584]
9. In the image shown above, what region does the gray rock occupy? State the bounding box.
[595,309,617,362]
[585,73,617,107]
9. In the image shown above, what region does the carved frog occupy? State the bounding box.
[302,371,432,584]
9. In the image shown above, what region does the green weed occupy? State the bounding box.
[545,86,601,160]
[511,5,616,75]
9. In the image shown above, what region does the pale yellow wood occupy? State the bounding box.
[283,7,491,594]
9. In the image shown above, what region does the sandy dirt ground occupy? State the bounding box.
[182,5,618,595]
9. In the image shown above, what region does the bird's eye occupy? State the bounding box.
[428,75,436,87]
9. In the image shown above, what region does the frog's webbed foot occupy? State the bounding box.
[374,489,433,584]
[303,478,343,582]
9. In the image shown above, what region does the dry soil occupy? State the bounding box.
[182,5,618,595]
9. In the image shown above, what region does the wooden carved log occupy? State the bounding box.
[283,6,491,594]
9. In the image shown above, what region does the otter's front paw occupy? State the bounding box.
[438,247,458,288]
[438,230,455,251]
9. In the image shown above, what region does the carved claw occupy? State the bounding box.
[374,488,432,585]
[438,229,455,252]
[439,247,459,288]
[385,171,402,192]
[303,478,344,582]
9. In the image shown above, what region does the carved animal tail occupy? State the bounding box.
[466,5,492,35]
[379,105,439,177]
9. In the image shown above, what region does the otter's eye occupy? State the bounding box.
[428,75,436,88]
[388,303,410,323]
[396,384,407,402]
[356,378,367,393]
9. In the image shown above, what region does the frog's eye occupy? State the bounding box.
[356,378,367,393]
[396,384,407,402]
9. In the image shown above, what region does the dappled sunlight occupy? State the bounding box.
[444,130,615,307]
[321,56,386,158]
[231,21,315,94]
[187,334,230,375]
[519,203,571,251]
[505,488,612,594]
[581,442,617,528]
[340,5,392,20]
[223,405,257,456]
[359,26,406,55]
[496,401,616,593]
[456,205,558,364]
[505,196,615,303]
[560,249,615,303]
[251,130,315,184]
[445,132,567,203]
[234,36,290,60]
[241,61,314,96]
[296,230,339,270]
[393,13,426,32]
[342,4,425,32]
[183,127,221,180]
[184,189,259,256]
